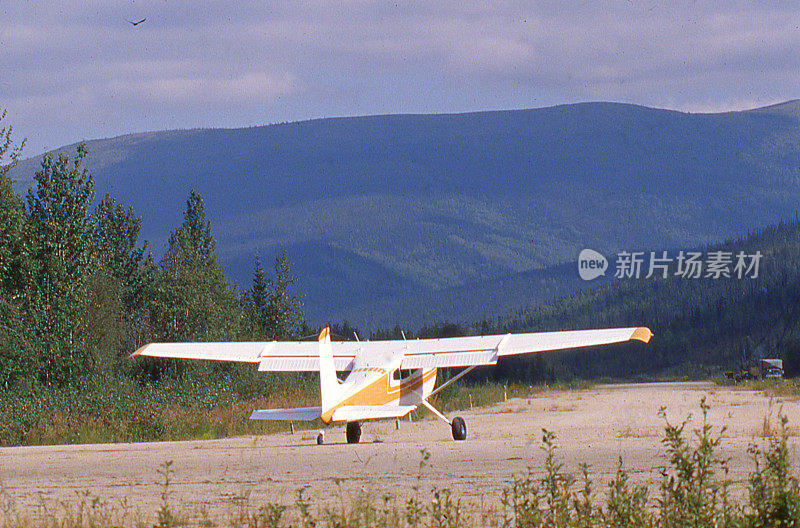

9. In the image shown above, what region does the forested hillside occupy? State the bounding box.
[10,100,800,327]
[486,220,800,381]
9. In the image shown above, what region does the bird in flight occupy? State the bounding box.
[126,17,146,26]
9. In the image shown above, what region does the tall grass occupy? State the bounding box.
[0,366,320,445]
[715,376,800,398]
[0,368,535,446]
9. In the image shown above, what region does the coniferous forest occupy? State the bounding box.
[485,220,800,383]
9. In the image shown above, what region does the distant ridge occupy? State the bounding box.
[747,99,800,118]
[10,101,800,328]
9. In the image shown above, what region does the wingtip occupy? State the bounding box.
[129,343,149,358]
[630,327,654,343]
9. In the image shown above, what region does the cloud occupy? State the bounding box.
[107,71,296,106]
[2,1,799,155]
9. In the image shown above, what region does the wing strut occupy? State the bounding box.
[427,364,479,399]
[421,363,483,425]
[421,399,451,425]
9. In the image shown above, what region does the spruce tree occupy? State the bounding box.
[264,249,303,339]
[150,190,242,342]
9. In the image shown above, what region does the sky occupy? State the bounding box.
[2,1,800,156]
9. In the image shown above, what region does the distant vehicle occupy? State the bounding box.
[761,359,784,378]
[724,358,783,381]
[133,325,652,444]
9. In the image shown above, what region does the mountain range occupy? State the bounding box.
[10,100,800,329]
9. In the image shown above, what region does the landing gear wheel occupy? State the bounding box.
[451,417,467,440]
[346,421,362,444]
[317,431,324,445]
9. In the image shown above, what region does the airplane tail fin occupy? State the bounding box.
[318,326,341,414]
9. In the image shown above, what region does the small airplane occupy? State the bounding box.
[133,325,652,444]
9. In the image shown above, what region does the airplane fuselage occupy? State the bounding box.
[320,351,436,423]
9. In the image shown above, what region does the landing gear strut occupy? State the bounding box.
[451,417,467,440]
[346,421,361,444]
[422,400,468,441]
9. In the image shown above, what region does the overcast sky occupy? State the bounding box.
[2,1,800,156]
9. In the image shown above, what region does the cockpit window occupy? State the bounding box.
[392,369,413,381]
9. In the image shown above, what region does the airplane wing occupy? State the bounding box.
[132,327,652,371]
[399,327,652,369]
[132,341,357,371]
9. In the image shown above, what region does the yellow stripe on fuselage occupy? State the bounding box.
[320,368,436,424]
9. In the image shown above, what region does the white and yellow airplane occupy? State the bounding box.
[133,325,652,444]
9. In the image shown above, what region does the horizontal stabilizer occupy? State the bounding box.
[332,405,416,422]
[249,406,321,421]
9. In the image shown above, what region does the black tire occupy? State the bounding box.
[317,432,324,445]
[451,417,467,440]
[346,421,361,444]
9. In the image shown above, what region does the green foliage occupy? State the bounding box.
[0,108,25,177]
[24,144,96,386]
[84,269,126,370]
[496,402,799,528]
[250,255,269,327]
[603,459,650,528]
[150,190,243,343]
[657,397,734,527]
[0,113,306,408]
[500,429,581,528]
[0,149,26,296]
[296,487,317,528]
[0,298,35,387]
[245,251,304,340]
[0,365,320,446]
[264,249,303,339]
[155,460,179,528]
[164,189,216,269]
[92,193,147,306]
[0,112,29,383]
[744,415,800,527]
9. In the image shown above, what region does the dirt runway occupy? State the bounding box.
[1,382,797,520]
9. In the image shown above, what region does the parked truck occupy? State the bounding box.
[724,358,784,382]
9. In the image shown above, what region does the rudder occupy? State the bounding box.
[318,326,341,415]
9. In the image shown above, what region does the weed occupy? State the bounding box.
[657,397,732,528]
[603,459,651,528]
[295,487,317,528]
[744,414,800,526]
[155,460,179,528]
[427,488,461,528]
[405,449,431,528]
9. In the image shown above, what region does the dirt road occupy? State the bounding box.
[1,382,797,520]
